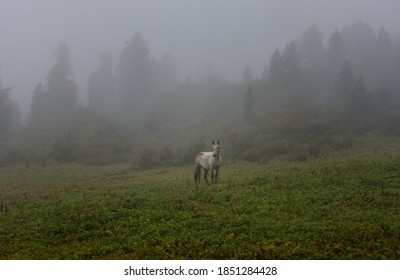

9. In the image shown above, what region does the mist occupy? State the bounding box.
[3,1,400,263]
[1,0,400,114]
[1,0,400,166]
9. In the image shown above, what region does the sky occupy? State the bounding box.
[1,0,400,116]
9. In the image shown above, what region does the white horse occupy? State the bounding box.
[194,140,222,184]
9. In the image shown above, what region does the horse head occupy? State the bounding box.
[212,140,220,157]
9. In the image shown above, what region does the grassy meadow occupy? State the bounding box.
[1,154,400,259]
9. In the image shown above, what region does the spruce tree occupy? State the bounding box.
[116,32,153,110]
[328,29,345,69]
[300,25,325,68]
[241,65,253,85]
[0,77,11,142]
[30,83,47,123]
[87,52,115,110]
[46,42,78,118]
[349,75,368,113]
[335,61,354,97]
[268,49,284,87]
[282,41,303,91]
[242,83,255,124]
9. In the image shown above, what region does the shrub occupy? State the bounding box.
[137,148,158,170]
[181,139,206,164]
[240,148,263,162]
[51,130,77,162]
[159,147,176,166]
[0,149,29,165]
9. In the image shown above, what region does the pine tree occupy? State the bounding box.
[342,22,376,65]
[242,83,255,124]
[268,49,284,86]
[349,75,368,113]
[282,41,303,90]
[261,61,269,81]
[328,29,345,70]
[375,27,392,56]
[46,42,78,118]
[372,27,394,86]
[87,52,115,110]
[335,61,354,97]
[300,25,325,68]
[30,83,47,123]
[154,53,179,93]
[241,65,253,85]
[0,77,11,142]
[52,129,77,162]
[116,32,153,110]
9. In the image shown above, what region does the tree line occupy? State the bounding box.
[29,32,179,124]
[2,22,400,166]
[262,23,400,114]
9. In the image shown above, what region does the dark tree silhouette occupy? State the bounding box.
[30,83,47,124]
[335,61,354,97]
[242,83,255,124]
[282,41,303,91]
[87,52,115,110]
[0,77,12,142]
[46,42,78,118]
[116,32,153,111]
[327,29,345,71]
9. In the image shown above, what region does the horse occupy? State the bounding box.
[194,140,222,184]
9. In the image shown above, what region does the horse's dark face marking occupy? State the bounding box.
[212,141,220,157]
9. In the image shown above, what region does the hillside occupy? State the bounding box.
[1,155,399,259]
[2,22,400,167]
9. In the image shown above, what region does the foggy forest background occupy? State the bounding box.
[1,22,400,168]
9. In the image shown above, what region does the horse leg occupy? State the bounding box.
[211,169,215,183]
[214,167,219,183]
[204,169,209,183]
[194,165,201,184]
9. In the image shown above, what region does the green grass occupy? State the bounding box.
[1,155,400,259]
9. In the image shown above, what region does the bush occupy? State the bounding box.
[137,148,158,170]
[181,139,206,164]
[159,147,176,166]
[51,130,77,162]
[135,147,178,170]
[288,150,310,162]
[240,148,263,162]
[0,149,28,165]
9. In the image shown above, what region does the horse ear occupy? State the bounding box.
[217,140,219,144]
[212,140,215,144]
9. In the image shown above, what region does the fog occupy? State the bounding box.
[3,1,400,264]
[2,0,400,114]
[1,0,400,166]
